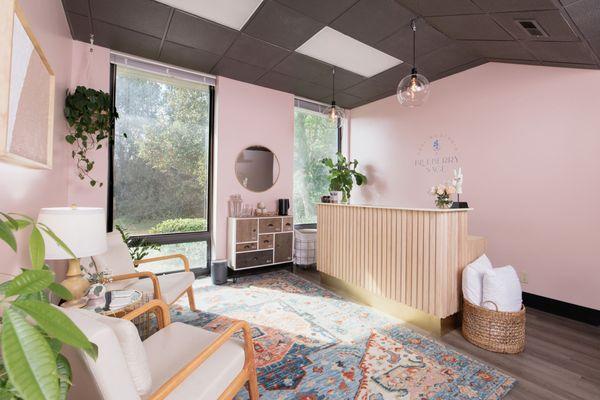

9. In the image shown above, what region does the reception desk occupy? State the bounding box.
[316,203,485,334]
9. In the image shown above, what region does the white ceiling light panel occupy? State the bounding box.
[156,0,263,30]
[296,27,403,78]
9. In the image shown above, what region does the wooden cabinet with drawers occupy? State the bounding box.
[228,216,294,270]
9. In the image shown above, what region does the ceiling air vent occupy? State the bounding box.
[516,19,549,38]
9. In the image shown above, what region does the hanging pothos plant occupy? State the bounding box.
[64,86,121,187]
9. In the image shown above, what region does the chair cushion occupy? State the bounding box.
[93,232,138,287]
[462,254,493,306]
[94,314,153,395]
[128,272,194,305]
[482,265,523,312]
[142,322,246,400]
[62,308,142,400]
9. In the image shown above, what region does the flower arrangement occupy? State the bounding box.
[430,183,456,209]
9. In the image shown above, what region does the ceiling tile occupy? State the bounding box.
[563,0,600,39]
[472,0,557,12]
[296,27,403,77]
[427,14,513,41]
[523,41,597,64]
[320,92,363,108]
[255,70,302,93]
[397,0,483,16]
[210,57,268,82]
[330,0,415,45]
[293,81,332,100]
[492,10,579,42]
[417,43,481,77]
[66,12,92,42]
[225,34,290,69]
[463,40,537,60]
[311,67,365,90]
[275,0,360,24]
[369,63,412,88]
[92,20,162,59]
[344,79,390,100]
[167,11,239,54]
[154,0,263,30]
[62,0,90,16]
[159,41,222,72]
[273,53,331,80]
[430,58,487,81]
[243,1,324,50]
[376,20,451,62]
[91,0,171,38]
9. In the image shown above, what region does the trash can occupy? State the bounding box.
[211,260,228,285]
[294,228,317,268]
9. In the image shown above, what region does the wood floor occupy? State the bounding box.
[294,268,600,400]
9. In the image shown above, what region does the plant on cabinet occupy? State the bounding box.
[321,152,367,203]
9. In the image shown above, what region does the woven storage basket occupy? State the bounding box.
[462,299,526,354]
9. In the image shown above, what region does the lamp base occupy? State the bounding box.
[61,258,90,306]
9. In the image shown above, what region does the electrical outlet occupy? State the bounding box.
[520,271,528,285]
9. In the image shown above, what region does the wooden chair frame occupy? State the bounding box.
[124,300,259,400]
[110,253,196,311]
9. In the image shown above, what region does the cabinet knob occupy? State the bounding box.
[267,223,274,227]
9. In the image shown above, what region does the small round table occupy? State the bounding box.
[83,290,151,337]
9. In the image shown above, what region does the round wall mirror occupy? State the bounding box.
[235,146,280,192]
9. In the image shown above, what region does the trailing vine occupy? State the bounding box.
[64,86,119,187]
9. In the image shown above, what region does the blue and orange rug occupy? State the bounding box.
[172,270,515,399]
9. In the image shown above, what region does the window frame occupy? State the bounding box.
[107,63,215,276]
[293,104,344,229]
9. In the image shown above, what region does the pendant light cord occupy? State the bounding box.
[411,19,417,73]
[332,67,336,104]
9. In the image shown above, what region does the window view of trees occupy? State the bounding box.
[293,108,339,224]
[113,66,210,270]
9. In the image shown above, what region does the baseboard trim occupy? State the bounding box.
[523,292,599,326]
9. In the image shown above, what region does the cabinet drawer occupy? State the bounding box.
[236,219,257,242]
[236,242,257,252]
[274,232,293,263]
[259,234,274,249]
[282,217,293,232]
[236,250,273,269]
[259,218,281,233]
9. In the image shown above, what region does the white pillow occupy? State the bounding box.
[462,254,493,305]
[92,313,152,395]
[482,265,522,312]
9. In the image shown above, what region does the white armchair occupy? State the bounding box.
[93,232,196,311]
[63,300,259,400]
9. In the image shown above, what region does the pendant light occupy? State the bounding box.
[323,67,346,121]
[397,19,430,107]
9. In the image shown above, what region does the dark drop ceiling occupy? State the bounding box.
[62,0,600,109]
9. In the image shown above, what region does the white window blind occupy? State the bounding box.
[110,51,216,86]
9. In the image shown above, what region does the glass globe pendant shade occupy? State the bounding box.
[397,69,430,107]
[323,102,346,121]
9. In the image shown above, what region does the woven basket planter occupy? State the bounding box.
[462,299,526,354]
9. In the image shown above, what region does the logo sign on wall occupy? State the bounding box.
[414,134,459,174]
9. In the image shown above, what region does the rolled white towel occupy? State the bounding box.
[462,254,493,306]
[482,265,523,312]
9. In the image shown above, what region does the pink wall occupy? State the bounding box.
[214,77,294,259]
[350,62,600,310]
[0,0,73,277]
[67,41,111,208]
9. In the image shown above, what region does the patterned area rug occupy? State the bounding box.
[172,270,515,399]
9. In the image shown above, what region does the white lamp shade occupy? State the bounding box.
[37,207,107,260]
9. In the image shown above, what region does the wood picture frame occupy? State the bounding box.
[0,0,55,169]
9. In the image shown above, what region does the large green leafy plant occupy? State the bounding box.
[115,224,160,262]
[0,213,97,400]
[64,86,119,188]
[321,152,367,202]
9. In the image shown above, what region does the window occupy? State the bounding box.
[110,64,213,275]
[293,106,342,225]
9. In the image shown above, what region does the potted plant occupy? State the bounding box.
[64,86,120,188]
[0,212,97,400]
[430,183,456,208]
[321,152,367,203]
